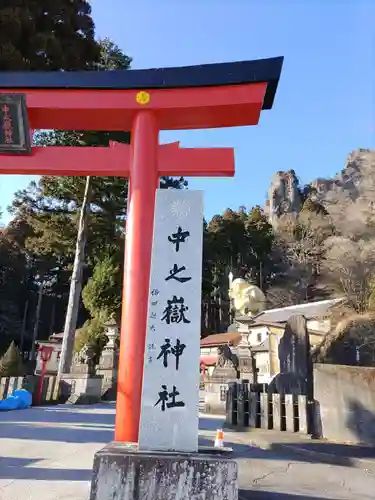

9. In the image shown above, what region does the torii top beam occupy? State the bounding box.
[0,57,283,131]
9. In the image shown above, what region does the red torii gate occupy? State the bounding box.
[0,57,283,442]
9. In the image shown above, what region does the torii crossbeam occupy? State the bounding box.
[0,56,283,443]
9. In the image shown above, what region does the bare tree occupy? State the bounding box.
[268,212,333,303]
[58,176,91,375]
[313,311,375,366]
[322,236,375,314]
[321,187,353,234]
[321,150,375,241]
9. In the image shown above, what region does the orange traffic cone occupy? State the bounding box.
[214,429,224,448]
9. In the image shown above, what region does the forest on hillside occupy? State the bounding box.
[1,2,375,364]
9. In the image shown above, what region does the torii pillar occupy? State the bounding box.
[0,56,283,443]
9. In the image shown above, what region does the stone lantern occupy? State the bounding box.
[97,317,120,400]
[103,317,119,350]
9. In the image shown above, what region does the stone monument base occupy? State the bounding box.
[90,442,238,500]
[59,373,103,405]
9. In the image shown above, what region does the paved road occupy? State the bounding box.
[0,404,374,499]
[236,451,375,499]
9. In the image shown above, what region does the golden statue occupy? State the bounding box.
[229,277,266,317]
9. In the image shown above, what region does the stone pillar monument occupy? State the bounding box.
[90,190,238,499]
[268,314,312,396]
[268,330,280,378]
[59,345,103,405]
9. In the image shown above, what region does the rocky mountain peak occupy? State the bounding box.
[266,149,375,226]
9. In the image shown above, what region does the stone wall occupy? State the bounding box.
[314,363,375,444]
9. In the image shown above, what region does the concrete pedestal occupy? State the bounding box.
[90,442,238,500]
[97,345,119,401]
[59,373,103,404]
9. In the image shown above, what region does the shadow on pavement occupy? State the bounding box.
[0,403,116,426]
[0,421,114,443]
[0,403,116,443]
[0,411,225,447]
[198,438,258,458]
[239,490,332,499]
[2,405,373,471]
[200,420,375,468]
[199,415,225,431]
[267,440,375,468]
[0,457,40,467]
[0,456,92,481]
[200,417,362,468]
[198,436,345,466]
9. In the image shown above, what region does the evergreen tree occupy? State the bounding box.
[0,0,103,349]
[205,206,274,293]
[52,38,132,375]
[0,226,29,351]
[82,254,122,320]
[0,0,101,70]
[0,341,23,377]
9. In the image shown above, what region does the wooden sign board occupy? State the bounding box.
[0,94,31,155]
[138,189,203,452]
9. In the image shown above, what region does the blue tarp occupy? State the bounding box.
[0,389,32,411]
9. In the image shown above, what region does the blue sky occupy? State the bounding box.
[1,0,374,224]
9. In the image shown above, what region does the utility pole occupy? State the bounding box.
[30,281,44,361]
[58,176,91,376]
[49,296,56,336]
[259,261,263,290]
[20,299,29,354]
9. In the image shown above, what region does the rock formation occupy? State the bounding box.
[266,149,375,227]
[312,149,374,201]
[267,170,301,226]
